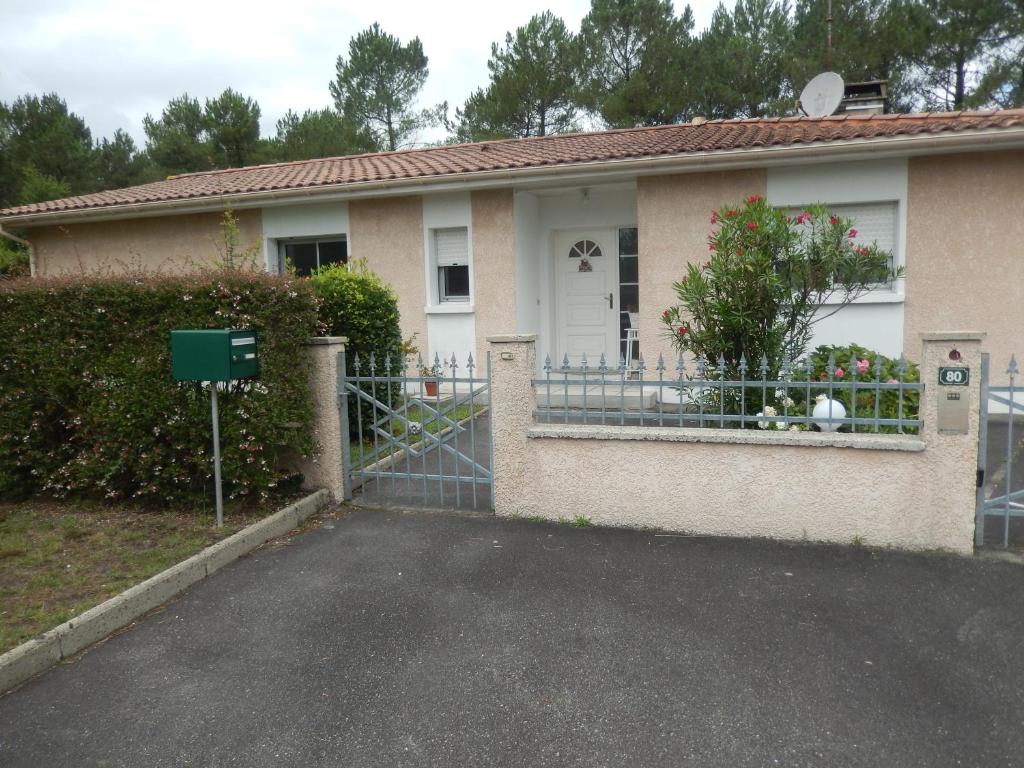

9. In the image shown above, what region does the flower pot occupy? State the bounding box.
[423,380,439,397]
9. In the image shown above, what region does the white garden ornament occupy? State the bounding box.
[812,395,847,432]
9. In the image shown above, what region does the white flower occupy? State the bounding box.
[789,424,802,432]
[756,405,779,429]
[783,397,795,408]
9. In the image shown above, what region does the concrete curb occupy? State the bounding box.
[0,489,332,695]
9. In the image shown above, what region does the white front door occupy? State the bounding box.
[554,229,619,365]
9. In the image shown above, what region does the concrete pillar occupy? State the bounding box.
[298,336,348,501]
[487,334,537,518]
[919,332,985,553]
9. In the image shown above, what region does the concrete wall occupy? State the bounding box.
[488,333,982,554]
[349,195,426,350]
[30,210,263,275]
[904,151,1024,379]
[637,170,767,363]
[297,337,347,500]
[471,189,517,355]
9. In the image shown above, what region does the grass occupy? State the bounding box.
[0,498,289,654]
[350,403,487,468]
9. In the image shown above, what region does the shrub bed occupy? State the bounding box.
[311,261,403,438]
[0,272,319,504]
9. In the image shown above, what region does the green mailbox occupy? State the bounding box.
[170,329,258,382]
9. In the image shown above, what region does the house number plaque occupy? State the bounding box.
[937,366,971,435]
[938,367,970,386]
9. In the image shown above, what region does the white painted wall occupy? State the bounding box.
[422,193,476,360]
[260,201,350,273]
[514,192,541,334]
[767,159,908,358]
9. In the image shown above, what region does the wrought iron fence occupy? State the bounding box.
[341,351,492,510]
[533,351,922,433]
[977,354,1022,548]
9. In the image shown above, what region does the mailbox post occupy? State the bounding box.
[170,330,259,526]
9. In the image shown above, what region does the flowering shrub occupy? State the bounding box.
[786,344,920,433]
[310,260,403,439]
[0,272,319,505]
[661,195,902,371]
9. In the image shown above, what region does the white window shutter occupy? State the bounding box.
[830,202,897,252]
[435,228,469,267]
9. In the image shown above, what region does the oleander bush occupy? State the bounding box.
[0,271,319,505]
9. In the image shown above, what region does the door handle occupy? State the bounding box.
[608,292,614,309]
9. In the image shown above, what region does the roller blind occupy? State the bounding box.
[435,227,469,267]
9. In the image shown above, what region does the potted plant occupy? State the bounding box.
[420,363,441,397]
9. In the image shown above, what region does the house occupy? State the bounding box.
[1,110,1022,373]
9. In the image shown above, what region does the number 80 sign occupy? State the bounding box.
[938,367,970,386]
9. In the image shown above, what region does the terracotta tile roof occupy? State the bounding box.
[3,109,1023,220]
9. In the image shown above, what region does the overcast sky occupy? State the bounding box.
[2,0,721,147]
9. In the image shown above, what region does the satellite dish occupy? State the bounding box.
[799,72,845,117]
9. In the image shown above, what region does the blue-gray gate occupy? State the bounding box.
[340,351,493,511]
[976,353,1023,548]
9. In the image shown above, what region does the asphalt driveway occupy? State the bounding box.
[1,508,1023,767]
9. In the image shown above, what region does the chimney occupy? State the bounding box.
[838,80,888,116]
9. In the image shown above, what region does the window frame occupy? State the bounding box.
[277,235,348,276]
[429,226,473,306]
[780,199,902,302]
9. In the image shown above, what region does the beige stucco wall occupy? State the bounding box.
[471,189,517,352]
[904,151,1024,377]
[29,210,263,276]
[297,337,347,500]
[488,334,981,554]
[349,195,426,349]
[637,170,767,362]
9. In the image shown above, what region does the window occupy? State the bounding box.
[618,227,639,362]
[786,201,898,287]
[434,227,470,303]
[279,237,347,276]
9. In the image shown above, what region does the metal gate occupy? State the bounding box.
[976,353,1023,548]
[340,351,493,511]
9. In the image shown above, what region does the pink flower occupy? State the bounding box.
[746,194,763,204]
[746,221,758,231]
[678,326,688,336]
[829,215,839,225]
[886,378,898,385]
[711,210,719,224]
[856,359,870,375]
[848,228,858,239]
[834,367,845,378]
[795,211,811,225]
[662,310,670,320]
[724,209,738,218]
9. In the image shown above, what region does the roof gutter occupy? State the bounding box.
[0,225,35,277]
[4,126,1024,228]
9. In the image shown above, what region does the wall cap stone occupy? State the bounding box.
[528,424,926,452]
[304,336,349,346]
[920,332,986,342]
[488,334,538,343]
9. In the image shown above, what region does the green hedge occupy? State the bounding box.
[311,261,403,438]
[0,272,319,505]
